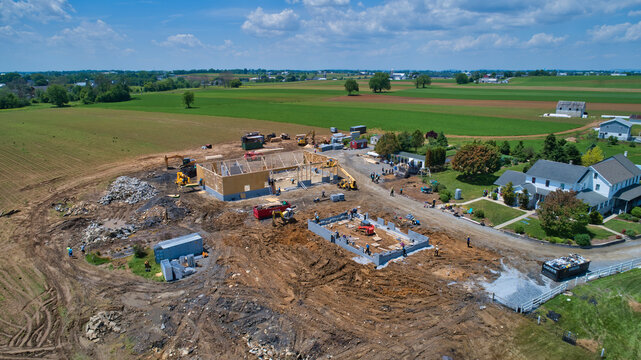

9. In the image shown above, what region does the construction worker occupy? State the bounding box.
[366,243,371,255]
[467,236,471,248]
[67,247,72,257]
[314,212,320,223]
[434,245,439,257]
[321,190,326,198]
[144,260,151,272]
[390,187,394,196]
[399,188,403,195]
[81,244,86,255]
[401,242,407,257]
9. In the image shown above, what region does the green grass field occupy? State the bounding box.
[92,89,579,136]
[127,249,163,282]
[529,269,641,359]
[604,219,641,234]
[506,217,613,243]
[463,199,525,226]
[506,75,641,89]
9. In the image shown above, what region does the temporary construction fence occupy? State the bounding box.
[493,256,641,313]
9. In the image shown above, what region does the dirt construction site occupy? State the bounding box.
[3,140,641,359]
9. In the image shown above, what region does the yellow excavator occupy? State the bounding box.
[337,165,357,190]
[176,172,199,189]
[165,155,195,170]
[272,207,296,226]
[296,130,316,146]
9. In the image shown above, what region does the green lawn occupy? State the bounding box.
[528,269,641,360]
[127,249,164,282]
[426,163,526,202]
[506,75,641,89]
[85,252,110,265]
[463,199,525,226]
[505,217,612,243]
[604,219,641,234]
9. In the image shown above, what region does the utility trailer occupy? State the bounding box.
[253,201,292,220]
[541,254,590,281]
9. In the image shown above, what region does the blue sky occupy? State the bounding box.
[1,0,641,71]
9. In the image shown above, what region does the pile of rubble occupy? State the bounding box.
[245,335,302,360]
[85,311,123,342]
[53,201,96,216]
[99,176,158,205]
[82,222,137,243]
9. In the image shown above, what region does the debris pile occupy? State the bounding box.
[82,222,137,243]
[53,201,96,216]
[85,311,123,342]
[245,335,301,360]
[99,176,158,205]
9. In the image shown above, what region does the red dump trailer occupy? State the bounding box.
[253,201,291,220]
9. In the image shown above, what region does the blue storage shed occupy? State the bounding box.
[153,233,203,263]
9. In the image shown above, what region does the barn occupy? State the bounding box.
[599,118,632,141]
[556,101,586,117]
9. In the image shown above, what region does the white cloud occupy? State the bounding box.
[156,33,204,48]
[49,20,123,50]
[525,32,567,47]
[242,7,300,37]
[301,0,349,6]
[589,21,641,42]
[630,9,641,16]
[0,24,36,39]
[0,0,73,23]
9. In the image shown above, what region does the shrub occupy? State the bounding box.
[633,217,640,223]
[630,142,636,148]
[434,183,447,193]
[589,211,603,225]
[574,233,591,247]
[474,209,485,219]
[133,244,147,259]
[631,207,641,218]
[514,224,525,234]
[491,192,498,200]
[439,190,452,203]
[627,229,637,237]
[619,213,632,221]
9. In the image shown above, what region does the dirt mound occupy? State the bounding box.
[628,299,641,313]
[577,338,600,352]
[99,176,158,205]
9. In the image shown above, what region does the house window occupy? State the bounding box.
[545,180,550,187]
[532,177,536,183]
[596,184,600,191]
[561,183,565,190]
[594,173,598,179]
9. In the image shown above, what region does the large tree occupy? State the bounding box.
[374,132,400,157]
[581,146,604,166]
[368,72,391,93]
[435,131,448,147]
[502,182,516,206]
[397,131,412,151]
[425,147,446,171]
[46,84,69,107]
[414,74,432,88]
[451,143,501,176]
[538,189,589,238]
[455,73,469,84]
[182,91,195,108]
[410,129,425,151]
[344,79,359,95]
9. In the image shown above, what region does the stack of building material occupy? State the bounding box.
[319,144,333,152]
[332,143,343,150]
[331,193,345,202]
[350,131,361,140]
[170,260,185,280]
[160,259,174,281]
[153,233,203,263]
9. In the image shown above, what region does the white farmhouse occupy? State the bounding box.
[495,154,641,213]
[598,118,632,141]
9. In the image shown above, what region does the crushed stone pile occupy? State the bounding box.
[85,311,123,342]
[53,201,96,216]
[99,176,158,205]
[82,222,137,243]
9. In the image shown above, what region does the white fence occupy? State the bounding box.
[494,257,641,313]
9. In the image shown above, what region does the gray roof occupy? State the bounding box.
[523,183,550,196]
[494,170,526,187]
[616,184,641,202]
[556,100,586,109]
[600,118,632,128]
[591,154,641,185]
[154,233,202,250]
[526,159,589,185]
[397,151,424,161]
[576,190,608,206]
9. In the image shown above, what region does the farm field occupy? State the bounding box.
[94,89,581,136]
[528,269,641,359]
[0,107,317,208]
[505,75,641,89]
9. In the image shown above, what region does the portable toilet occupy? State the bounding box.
[454,189,462,200]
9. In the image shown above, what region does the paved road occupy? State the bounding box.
[329,149,641,268]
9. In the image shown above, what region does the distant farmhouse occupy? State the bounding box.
[599,118,632,141]
[495,154,641,214]
[391,73,406,80]
[556,101,586,118]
